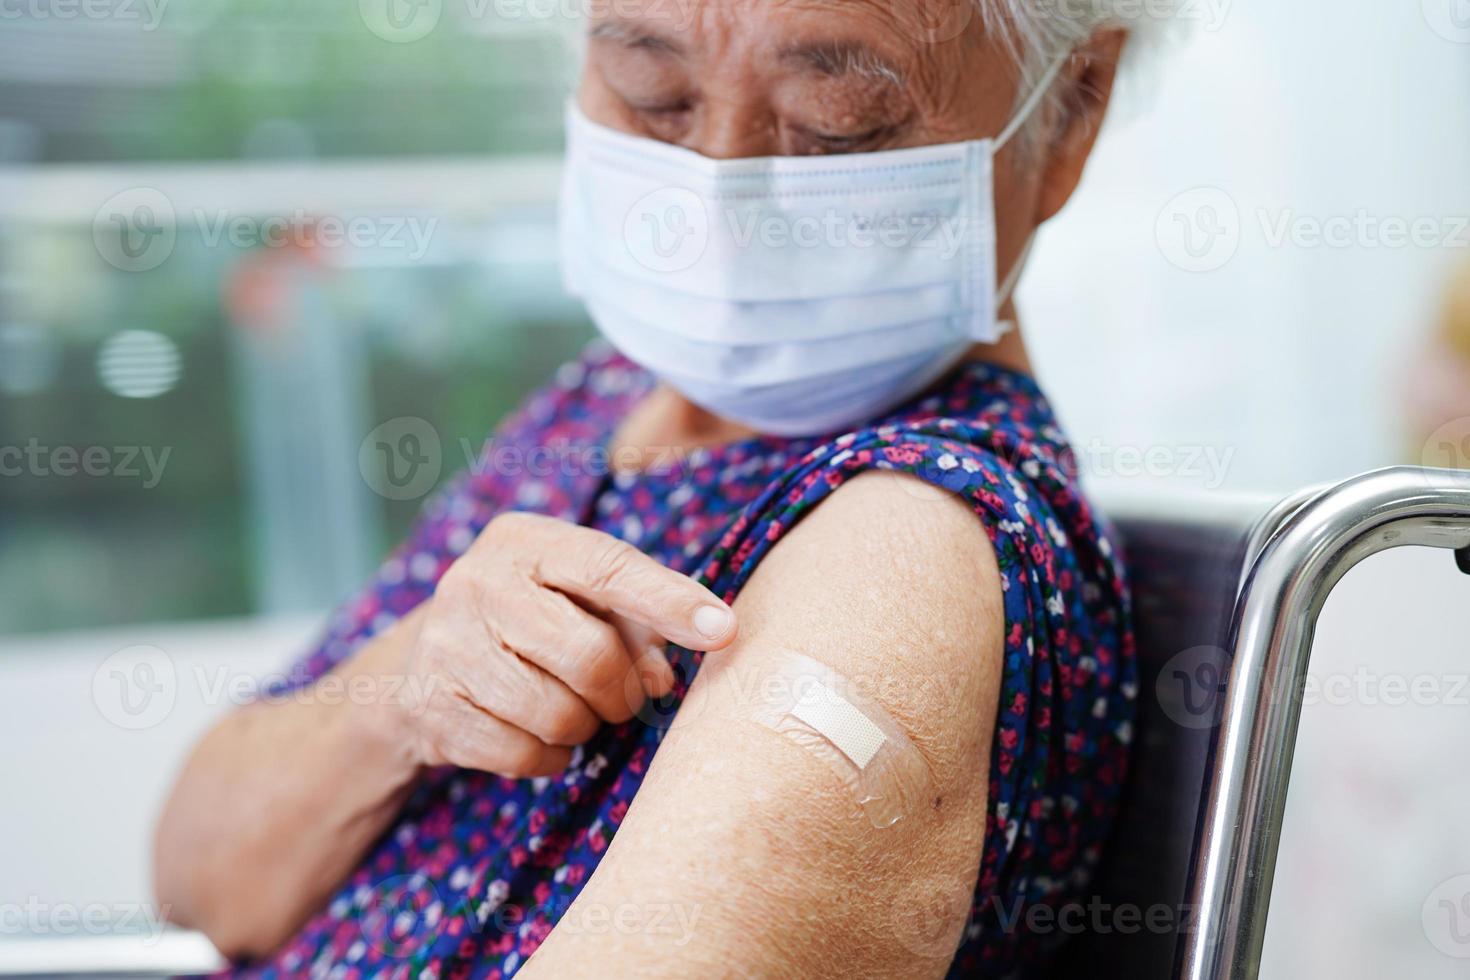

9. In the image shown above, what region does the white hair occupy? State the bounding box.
[979,0,1177,151]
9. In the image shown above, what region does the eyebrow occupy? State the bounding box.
[778,40,907,88]
[587,19,687,57]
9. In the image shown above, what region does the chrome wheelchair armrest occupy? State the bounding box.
[1183,465,1470,980]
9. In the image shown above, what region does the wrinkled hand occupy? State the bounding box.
[396,512,737,777]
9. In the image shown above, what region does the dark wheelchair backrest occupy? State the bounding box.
[1057,468,1470,980]
[1053,487,1288,975]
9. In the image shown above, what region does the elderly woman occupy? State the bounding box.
[155,1,1139,975]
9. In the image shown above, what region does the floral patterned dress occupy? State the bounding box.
[236,342,1135,979]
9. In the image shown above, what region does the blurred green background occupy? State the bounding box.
[0,0,574,163]
[0,0,594,634]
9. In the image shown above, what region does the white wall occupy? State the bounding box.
[1026,0,1470,496]
[0,617,318,915]
[1263,545,1470,979]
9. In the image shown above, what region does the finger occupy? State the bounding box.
[433,697,573,778]
[418,587,602,745]
[529,523,737,651]
[496,585,646,724]
[458,647,601,748]
[608,612,675,699]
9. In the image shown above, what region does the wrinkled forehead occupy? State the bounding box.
[580,0,993,75]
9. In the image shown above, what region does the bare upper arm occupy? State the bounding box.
[520,470,1006,978]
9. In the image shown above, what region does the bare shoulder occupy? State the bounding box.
[521,469,1011,978]
[722,469,1005,779]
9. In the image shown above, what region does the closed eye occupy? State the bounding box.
[630,98,695,116]
[792,123,898,153]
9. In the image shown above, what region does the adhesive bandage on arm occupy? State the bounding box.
[743,652,932,829]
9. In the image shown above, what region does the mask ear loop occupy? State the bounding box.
[996,50,1073,152]
[991,236,1032,338]
[990,50,1073,337]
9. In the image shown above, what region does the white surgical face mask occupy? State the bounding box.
[559,57,1067,437]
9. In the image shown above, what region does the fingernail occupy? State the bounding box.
[694,604,733,641]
